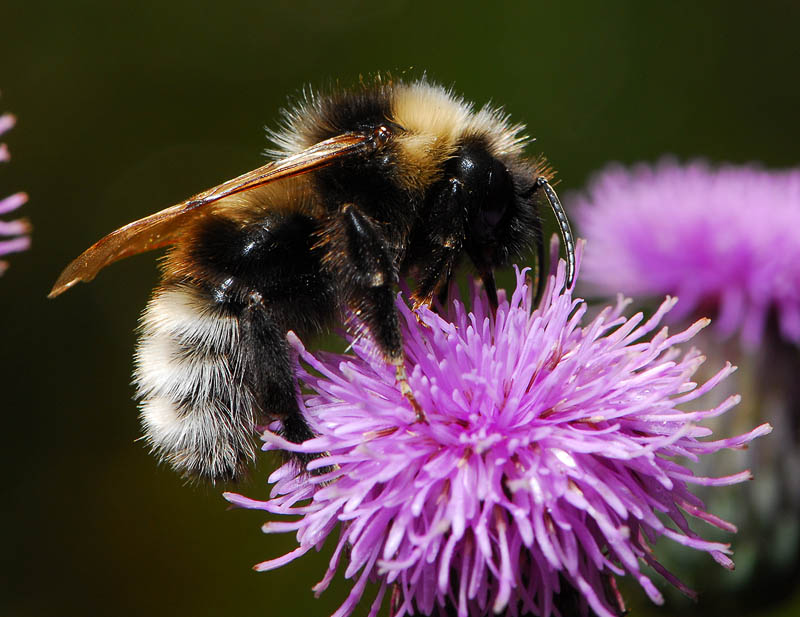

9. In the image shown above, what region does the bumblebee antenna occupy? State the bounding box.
[535,177,575,290]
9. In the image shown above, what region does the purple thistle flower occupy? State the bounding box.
[226,247,770,617]
[573,161,800,613]
[0,106,30,275]
[572,159,800,349]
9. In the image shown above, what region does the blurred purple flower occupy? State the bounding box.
[573,160,800,349]
[0,107,30,275]
[226,251,769,617]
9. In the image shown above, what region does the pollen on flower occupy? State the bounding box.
[225,244,770,617]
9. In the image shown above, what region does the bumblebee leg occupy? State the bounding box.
[330,203,425,421]
[335,203,403,359]
[239,291,315,449]
[481,269,500,311]
[409,178,467,309]
[411,237,462,310]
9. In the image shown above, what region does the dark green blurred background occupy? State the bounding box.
[2,2,799,616]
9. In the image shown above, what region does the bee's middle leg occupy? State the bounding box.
[327,203,425,420]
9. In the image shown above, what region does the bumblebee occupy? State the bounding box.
[50,77,575,481]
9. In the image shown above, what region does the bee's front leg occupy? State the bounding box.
[322,203,426,421]
[408,177,468,310]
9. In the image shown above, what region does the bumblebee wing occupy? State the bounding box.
[48,133,370,298]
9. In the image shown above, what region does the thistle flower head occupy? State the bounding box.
[226,247,769,617]
[0,106,30,274]
[573,159,800,348]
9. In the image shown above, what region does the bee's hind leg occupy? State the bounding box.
[238,292,320,466]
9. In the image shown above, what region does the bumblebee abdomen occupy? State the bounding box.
[135,284,255,480]
[135,208,339,480]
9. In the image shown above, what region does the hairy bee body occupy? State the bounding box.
[52,77,575,481]
[135,183,335,478]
